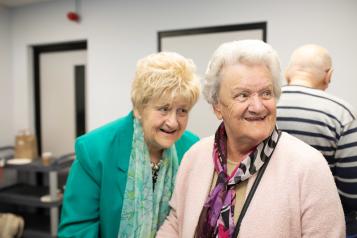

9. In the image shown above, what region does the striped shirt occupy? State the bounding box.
[277,85,357,212]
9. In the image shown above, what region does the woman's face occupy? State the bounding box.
[213,63,276,152]
[134,96,190,158]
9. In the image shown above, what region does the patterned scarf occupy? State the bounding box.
[118,119,179,238]
[195,122,281,238]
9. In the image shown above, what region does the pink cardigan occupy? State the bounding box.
[157,132,345,238]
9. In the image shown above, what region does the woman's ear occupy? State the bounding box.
[213,103,223,120]
[133,108,141,120]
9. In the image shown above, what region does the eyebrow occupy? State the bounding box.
[154,103,170,108]
[153,101,190,108]
[231,84,273,93]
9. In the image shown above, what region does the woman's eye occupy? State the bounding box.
[177,108,188,115]
[261,90,273,99]
[235,93,249,102]
[158,107,169,113]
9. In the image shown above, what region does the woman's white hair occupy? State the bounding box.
[203,39,282,105]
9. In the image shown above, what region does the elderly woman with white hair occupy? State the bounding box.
[58,52,201,238]
[157,40,345,238]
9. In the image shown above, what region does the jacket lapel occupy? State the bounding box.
[116,112,134,172]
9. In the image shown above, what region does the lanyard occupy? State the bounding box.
[232,131,281,238]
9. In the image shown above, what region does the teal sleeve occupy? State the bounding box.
[58,140,100,238]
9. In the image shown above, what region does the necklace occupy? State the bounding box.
[150,160,162,190]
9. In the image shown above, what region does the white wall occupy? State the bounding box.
[11,0,85,136]
[5,0,357,141]
[0,6,13,146]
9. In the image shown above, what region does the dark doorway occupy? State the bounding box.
[33,41,87,155]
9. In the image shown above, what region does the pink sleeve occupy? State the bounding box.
[156,200,179,238]
[156,151,191,238]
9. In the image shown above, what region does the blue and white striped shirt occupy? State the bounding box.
[277,85,357,212]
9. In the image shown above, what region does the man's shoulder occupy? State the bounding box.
[280,85,356,121]
[314,88,356,113]
[315,89,356,121]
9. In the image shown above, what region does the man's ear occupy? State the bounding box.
[322,68,333,90]
[213,103,223,120]
[325,68,333,85]
[285,69,291,85]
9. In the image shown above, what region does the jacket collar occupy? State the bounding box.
[116,111,134,172]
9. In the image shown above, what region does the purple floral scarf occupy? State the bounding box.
[194,122,280,238]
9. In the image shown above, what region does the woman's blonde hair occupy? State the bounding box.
[131,52,200,112]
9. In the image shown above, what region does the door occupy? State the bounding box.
[33,41,87,157]
[39,50,86,157]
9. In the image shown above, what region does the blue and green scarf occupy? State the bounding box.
[118,119,179,238]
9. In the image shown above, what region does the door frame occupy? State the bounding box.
[158,22,267,51]
[33,40,87,155]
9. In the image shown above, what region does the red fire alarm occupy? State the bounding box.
[67,11,80,22]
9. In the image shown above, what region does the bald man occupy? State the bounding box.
[277,44,357,236]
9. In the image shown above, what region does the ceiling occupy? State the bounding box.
[0,0,56,8]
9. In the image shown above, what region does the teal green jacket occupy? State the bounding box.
[58,112,199,238]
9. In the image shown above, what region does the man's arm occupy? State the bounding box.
[335,119,357,212]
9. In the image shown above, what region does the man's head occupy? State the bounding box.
[285,44,333,90]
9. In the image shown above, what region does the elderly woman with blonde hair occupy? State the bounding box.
[157,40,345,238]
[58,52,200,238]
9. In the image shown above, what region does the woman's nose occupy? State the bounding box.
[166,111,179,128]
[248,95,265,113]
